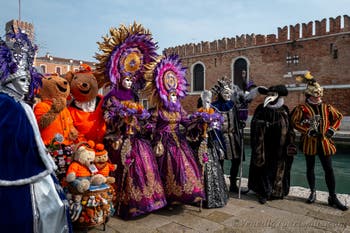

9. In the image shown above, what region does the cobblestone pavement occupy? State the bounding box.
[78,188,350,233]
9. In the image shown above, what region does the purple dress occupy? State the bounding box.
[103,92,166,219]
[151,107,205,205]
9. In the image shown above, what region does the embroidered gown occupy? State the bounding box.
[150,107,205,205]
[189,108,229,208]
[103,90,166,219]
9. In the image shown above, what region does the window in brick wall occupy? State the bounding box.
[192,63,204,92]
[40,64,46,73]
[56,66,61,75]
[233,58,248,91]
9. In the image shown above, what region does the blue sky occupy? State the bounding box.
[1,0,349,62]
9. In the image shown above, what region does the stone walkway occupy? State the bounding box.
[80,181,350,233]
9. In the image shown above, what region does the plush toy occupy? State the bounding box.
[66,64,106,143]
[94,143,117,184]
[66,141,107,193]
[34,74,78,145]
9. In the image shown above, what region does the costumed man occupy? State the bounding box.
[291,71,348,211]
[0,30,72,232]
[211,77,248,194]
[248,85,296,204]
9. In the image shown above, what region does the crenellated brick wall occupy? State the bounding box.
[163,15,350,117]
[164,15,350,57]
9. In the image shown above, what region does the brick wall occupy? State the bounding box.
[164,15,350,116]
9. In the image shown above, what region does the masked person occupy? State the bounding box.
[0,31,72,232]
[143,54,205,206]
[248,85,295,204]
[211,77,247,194]
[95,23,167,219]
[189,90,229,208]
[291,72,348,211]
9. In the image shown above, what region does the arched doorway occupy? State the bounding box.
[233,58,248,91]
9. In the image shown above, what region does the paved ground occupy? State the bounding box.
[78,182,350,233]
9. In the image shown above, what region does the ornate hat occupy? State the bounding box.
[258,85,288,107]
[295,71,323,97]
[144,54,188,110]
[211,76,232,96]
[0,29,42,97]
[95,22,158,91]
[95,143,107,157]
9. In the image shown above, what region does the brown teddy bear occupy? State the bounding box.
[65,64,106,143]
[94,143,117,184]
[34,74,78,146]
[66,141,107,193]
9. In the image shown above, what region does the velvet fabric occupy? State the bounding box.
[150,108,205,205]
[103,93,167,219]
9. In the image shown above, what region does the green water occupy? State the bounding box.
[224,144,350,194]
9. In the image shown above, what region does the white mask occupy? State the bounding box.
[122,77,133,89]
[221,88,231,101]
[169,92,177,103]
[201,90,212,109]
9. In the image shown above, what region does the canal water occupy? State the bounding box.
[224,144,350,194]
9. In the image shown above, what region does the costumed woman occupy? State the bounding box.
[189,90,229,208]
[248,85,296,204]
[291,72,347,211]
[211,77,246,194]
[0,30,72,232]
[95,23,167,219]
[143,54,205,206]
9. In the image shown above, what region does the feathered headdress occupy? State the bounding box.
[144,54,188,111]
[94,22,158,91]
[211,76,232,96]
[0,29,42,98]
[295,71,323,97]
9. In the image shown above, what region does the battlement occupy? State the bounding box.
[5,20,35,42]
[164,15,350,57]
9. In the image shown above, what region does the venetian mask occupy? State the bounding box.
[305,82,323,98]
[263,92,279,107]
[201,90,212,109]
[121,76,133,89]
[6,71,31,96]
[221,87,232,101]
[169,92,177,103]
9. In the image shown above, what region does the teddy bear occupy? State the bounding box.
[34,74,78,146]
[66,141,107,193]
[65,64,106,143]
[94,143,117,184]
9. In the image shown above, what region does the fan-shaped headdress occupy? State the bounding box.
[0,29,42,98]
[295,71,323,97]
[144,54,188,111]
[95,22,158,91]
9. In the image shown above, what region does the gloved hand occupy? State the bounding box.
[325,128,335,138]
[239,120,246,129]
[308,129,321,138]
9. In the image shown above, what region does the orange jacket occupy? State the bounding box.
[34,100,75,145]
[66,161,92,177]
[68,95,106,143]
[97,162,116,177]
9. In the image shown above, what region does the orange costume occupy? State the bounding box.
[68,95,106,143]
[96,163,116,177]
[34,100,75,145]
[66,161,93,178]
